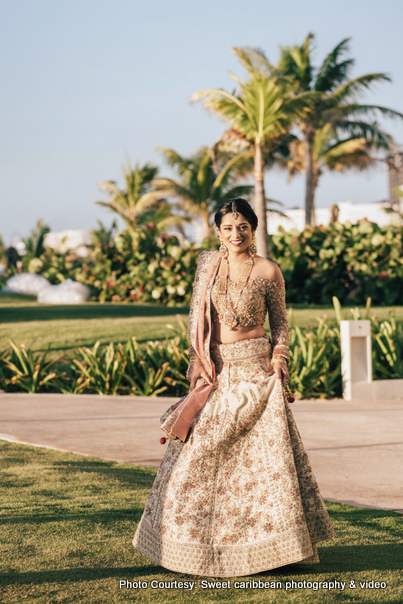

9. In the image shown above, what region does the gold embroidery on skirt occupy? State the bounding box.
[133,336,335,577]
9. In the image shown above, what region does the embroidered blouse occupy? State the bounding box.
[210,275,290,352]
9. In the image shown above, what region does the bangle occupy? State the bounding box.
[272,354,289,366]
[188,346,201,364]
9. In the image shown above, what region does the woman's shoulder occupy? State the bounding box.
[198,249,218,263]
[253,256,283,282]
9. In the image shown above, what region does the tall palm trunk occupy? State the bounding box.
[304,131,315,226]
[254,143,269,258]
[311,170,320,227]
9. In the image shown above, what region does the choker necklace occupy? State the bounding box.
[216,254,254,330]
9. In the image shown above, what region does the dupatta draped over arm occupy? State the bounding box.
[161,250,220,442]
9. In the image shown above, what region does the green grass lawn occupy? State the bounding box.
[0,442,401,604]
[1,292,402,355]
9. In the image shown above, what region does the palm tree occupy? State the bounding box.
[191,47,313,257]
[286,122,393,215]
[275,34,403,225]
[95,160,184,233]
[153,146,254,241]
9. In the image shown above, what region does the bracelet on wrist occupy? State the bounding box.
[272,355,289,366]
[188,347,202,364]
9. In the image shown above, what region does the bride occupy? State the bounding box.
[133,198,335,577]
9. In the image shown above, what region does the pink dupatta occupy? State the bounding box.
[161,251,221,442]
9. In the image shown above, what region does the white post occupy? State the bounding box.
[340,321,372,400]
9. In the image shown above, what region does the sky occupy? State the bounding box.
[1,0,403,244]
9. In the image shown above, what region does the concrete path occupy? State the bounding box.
[0,393,402,513]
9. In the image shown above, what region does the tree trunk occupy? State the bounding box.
[254,143,269,258]
[311,171,319,226]
[304,131,315,226]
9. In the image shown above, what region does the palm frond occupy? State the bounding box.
[331,119,395,149]
[219,185,254,204]
[191,88,254,129]
[155,147,192,178]
[232,46,274,74]
[333,103,403,121]
[212,150,252,189]
[330,73,392,102]
[152,178,194,203]
[314,38,352,92]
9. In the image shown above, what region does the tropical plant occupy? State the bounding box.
[90,219,118,253]
[286,123,390,204]
[271,221,403,305]
[23,219,50,259]
[72,342,127,395]
[144,318,190,396]
[123,338,170,396]
[153,145,253,240]
[0,233,6,266]
[288,318,342,399]
[0,348,8,390]
[274,33,403,224]
[191,47,313,257]
[2,340,65,393]
[95,160,186,233]
[21,219,51,273]
[372,317,403,380]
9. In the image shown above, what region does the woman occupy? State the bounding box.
[133,198,335,577]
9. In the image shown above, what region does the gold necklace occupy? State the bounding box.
[216,255,254,330]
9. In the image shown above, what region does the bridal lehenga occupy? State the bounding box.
[133,250,335,577]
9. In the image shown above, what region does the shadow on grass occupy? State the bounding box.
[0,304,189,324]
[0,564,171,587]
[1,539,402,587]
[0,507,145,526]
[50,460,157,489]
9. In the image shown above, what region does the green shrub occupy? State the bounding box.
[271,220,403,305]
[71,342,127,395]
[288,318,342,399]
[3,220,402,306]
[2,304,403,398]
[1,340,65,393]
[373,317,403,379]
[123,338,170,396]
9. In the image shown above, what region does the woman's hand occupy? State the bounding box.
[272,359,289,385]
[188,362,210,391]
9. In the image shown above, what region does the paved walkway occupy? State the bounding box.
[0,393,402,513]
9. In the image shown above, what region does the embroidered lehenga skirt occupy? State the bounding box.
[133,336,335,577]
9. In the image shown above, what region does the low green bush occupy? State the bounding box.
[288,318,342,399]
[270,220,403,305]
[1,305,403,398]
[1,341,65,393]
[3,220,403,306]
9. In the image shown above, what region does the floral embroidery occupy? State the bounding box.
[211,275,290,348]
[133,337,335,577]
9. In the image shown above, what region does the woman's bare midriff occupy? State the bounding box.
[212,323,265,344]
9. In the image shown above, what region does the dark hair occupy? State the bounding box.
[214,198,258,231]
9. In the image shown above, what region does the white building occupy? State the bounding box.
[268,200,402,234]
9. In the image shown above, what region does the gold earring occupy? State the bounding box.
[249,235,257,258]
[218,237,228,258]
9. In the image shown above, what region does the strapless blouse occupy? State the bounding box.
[210,275,289,347]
